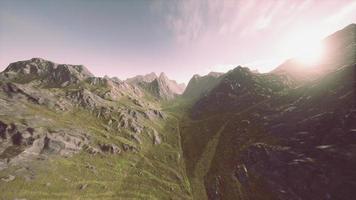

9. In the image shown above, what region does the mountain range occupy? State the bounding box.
[0,24,355,200]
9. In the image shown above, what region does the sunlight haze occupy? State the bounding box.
[0,0,355,83]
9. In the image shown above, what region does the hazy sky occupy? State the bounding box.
[1,0,355,83]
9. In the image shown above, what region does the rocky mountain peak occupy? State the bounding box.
[221,66,253,84]
[129,72,185,100]
[30,57,46,63]
[207,71,224,77]
[230,65,248,73]
[1,58,94,87]
[125,72,158,84]
[153,73,185,98]
[183,71,225,100]
[146,72,158,79]
[158,72,168,80]
[192,74,201,79]
[110,76,122,83]
[191,65,289,118]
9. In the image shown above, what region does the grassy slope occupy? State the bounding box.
[180,65,355,199]
[204,112,278,200]
[178,96,281,199]
[0,98,193,200]
[168,96,225,199]
[189,121,228,200]
[0,82,282,200]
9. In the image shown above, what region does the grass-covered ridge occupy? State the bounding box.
[0,68,193,200]
[0,99,193,199]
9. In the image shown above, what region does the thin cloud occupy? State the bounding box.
[1,0,355,83]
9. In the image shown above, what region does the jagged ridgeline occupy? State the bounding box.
[0,23,355,200]
[180,23,356,200]
[0,58,191,199]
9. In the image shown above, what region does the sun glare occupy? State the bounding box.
[296,41,324,66]
[279,28,326,68]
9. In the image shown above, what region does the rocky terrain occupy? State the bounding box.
[180,24,356,200]
[0,58,190,199]
[0,24,355,200]
[127,72,186,100]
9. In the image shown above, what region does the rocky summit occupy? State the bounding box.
[183,72,224,100]
[0,24,356,200]
[128,72,186,100]
[0,58,190,199]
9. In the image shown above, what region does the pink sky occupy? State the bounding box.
[0,0,355,83]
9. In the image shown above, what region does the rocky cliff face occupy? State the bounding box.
[125,72,158,84]
[1,58,94,87]
[0,58,191,199]
[128,72,186,100]
[150,72,186,98]
[1,24,355,200]
[0,59,168,165]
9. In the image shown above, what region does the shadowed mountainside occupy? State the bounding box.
[0,24,355,200]
[180,24,356,200]
[183,72,224,101]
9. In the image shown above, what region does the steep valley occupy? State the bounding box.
[0,24,355,200]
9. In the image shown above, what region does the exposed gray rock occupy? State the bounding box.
[67,88,105,109]
[152,129,161,145]
[85,162,97,173]
[131,134,142,144]
[233,164,248,184]
[1,174,15,182]
[1,58,93,87]
[99,143,121,154]
[0,120,91,169]
[132,98,144,107]
[83,144,101,155]
[129,72,185,100]
[40,132,89,156]
[79,183,88,190]
[126,72,158,84]
[122,143,137,152]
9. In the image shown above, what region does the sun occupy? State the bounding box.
[278,28,326,67]
[296,41,324,66]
